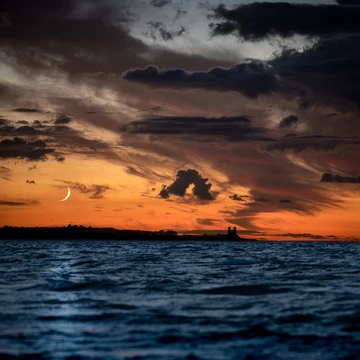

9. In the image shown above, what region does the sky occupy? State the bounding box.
[1,0,360,240]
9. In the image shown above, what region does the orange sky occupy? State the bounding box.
[1,0,360,240]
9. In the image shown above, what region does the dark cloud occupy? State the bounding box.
[320,173,360,183]
[0,0,150,75]
[199,4,360,113]
[120,115,268,140]
[0,137,55,161]
[26,180,36,185]
[174,9,187,21]
[160,169,215,201]
[0,0,224,81]
[272,35,360,110]
[150,0,172,8]
[197,218,219,226]
[335,0,360,5]
[0,118,8,126]
[0,119,72,137]
[0,200,39,206]
[13,108,43,113]
[254,198,269,202]
[266,135,360,153]
[0,117,132,165]
[211,3,360,41]
[229,194,244,201]
[66,182,112,199]
[0,12,11,27]
[159,185,170,199]
[55,114,72,125]
[279,199,292,204]
[147,21,186,41]
[123,63,276,99]
[16,125,36,133]
[55,156,65,163]
[278,115,299,129]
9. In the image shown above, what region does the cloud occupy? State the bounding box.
[229,194,244,202]
[0,200,39,206]
[0,137,55,161]
[278,115,299,129]
[26,180,36,185]
[211,3,360,41]
[55,156,65,163]
[0,166,11,181]
[266,135,360,153]
[160,169,215,201]
[196,218,220,226]
[0,0,150,75]
[0,117,138,165]
[271,35,360,111]
[120,115,268,140]
[147,21,187,41]
[159,185,170,199]
[0,0,223,83]
[279,199,292,204]
[0,118,8,126]
[254,198,269,203]
[13,108,43,113]
[123,63,276,99]
[335,0,360,5]
[65,182,112,199]
[320,173,360,183]
[203,5,360,113]
[150,0,172,8]
[54,114,72,125]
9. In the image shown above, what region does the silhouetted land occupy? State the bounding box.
[0,225,252,241]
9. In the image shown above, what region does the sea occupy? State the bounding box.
[0,240,360,360]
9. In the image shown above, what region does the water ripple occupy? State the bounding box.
[0,240,360,360]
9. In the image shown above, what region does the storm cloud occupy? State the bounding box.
[0,137,55,161]
[160,169,215,201]
[120,115,268,140]
[211,2,360,41]
[123,63,276,99]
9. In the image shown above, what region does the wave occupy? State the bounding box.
[218,258,259,266]
[47,279,116,292]
[199,284,293,296]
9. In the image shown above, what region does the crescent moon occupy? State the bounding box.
[60,185,71,202]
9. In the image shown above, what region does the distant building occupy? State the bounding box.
[227,226,237,237]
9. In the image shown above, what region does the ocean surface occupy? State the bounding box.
[0,240,360,360]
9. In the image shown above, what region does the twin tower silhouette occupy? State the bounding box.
[227,227,238,238]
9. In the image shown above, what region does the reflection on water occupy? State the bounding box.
[0,240,360,359]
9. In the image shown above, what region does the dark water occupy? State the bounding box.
[1,240,360,360]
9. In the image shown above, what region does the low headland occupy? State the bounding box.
[0,225,252,241]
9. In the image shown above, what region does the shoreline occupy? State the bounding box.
[0,226,252,241]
